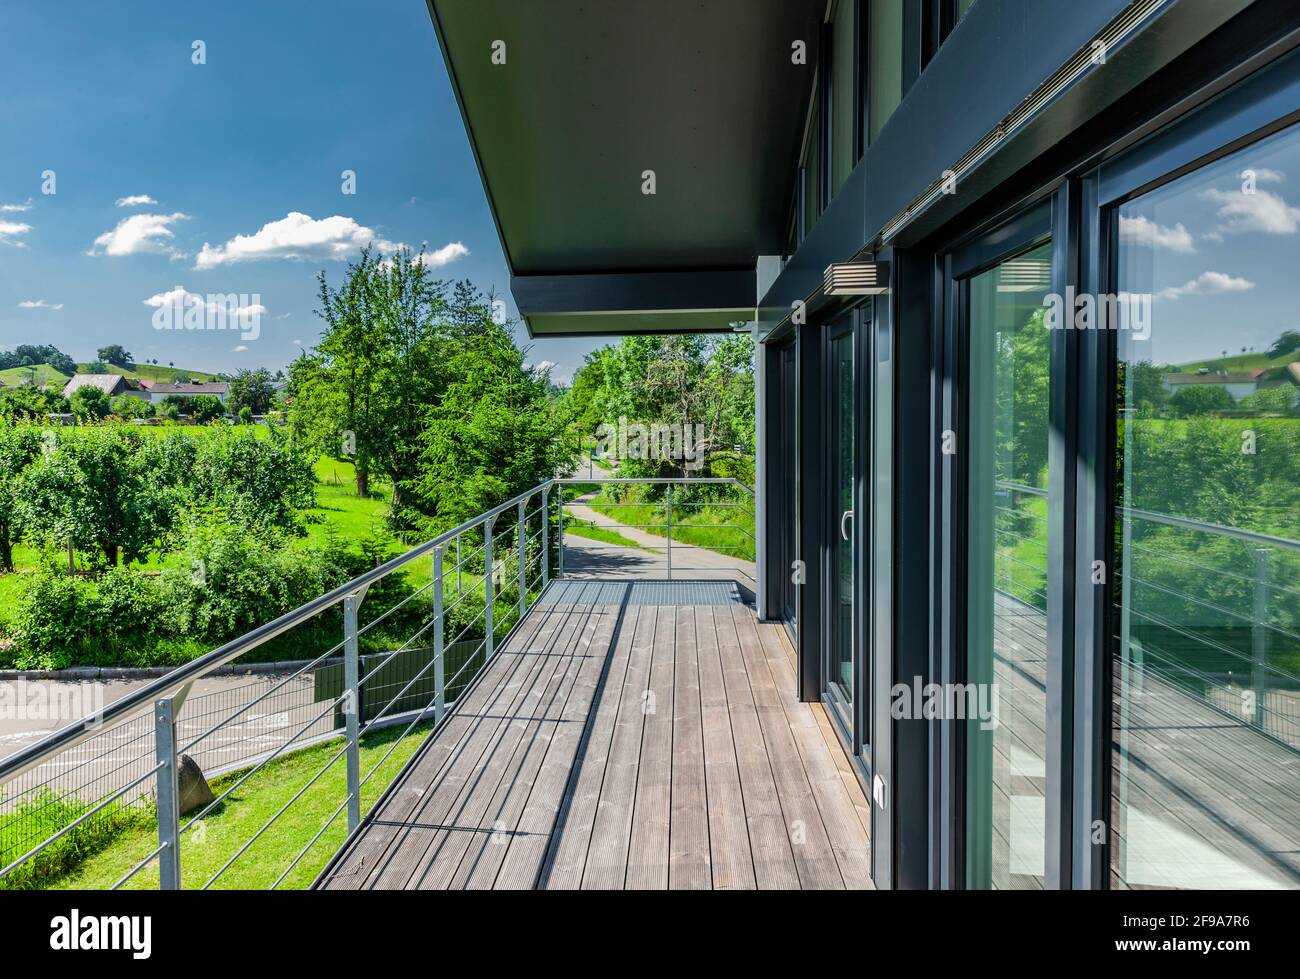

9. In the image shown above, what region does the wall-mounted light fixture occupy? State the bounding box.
[823,260,891,296]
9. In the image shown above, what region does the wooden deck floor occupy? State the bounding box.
[317,579,872,890]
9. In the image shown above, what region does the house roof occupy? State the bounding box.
[62,374,126,396]
[150,382,229,395]
[1163,370,1266,385]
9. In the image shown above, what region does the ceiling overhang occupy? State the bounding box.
[426,0,823,336]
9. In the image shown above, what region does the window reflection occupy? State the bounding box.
[1112,123,1300,889]
[966,241,1053,889]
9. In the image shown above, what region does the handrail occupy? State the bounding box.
[557,476,754,496]
[996,479,1300,552]
[0,478,559,788]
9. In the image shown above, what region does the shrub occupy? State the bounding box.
[158,527,361,643]
[70,386,110,421]
[111,395,154,419]
[5,568,166,669]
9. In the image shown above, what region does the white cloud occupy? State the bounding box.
[233,344,250,353]
[90,212,189,257]
[17,299,63,310]
[413,242,469,267]
[194,212,403,269]
[0,220,32,247]
[1246,167,1285,184]
[1157,270,1255,301]
[1202,187,1300,235]
[143,285,266,322]
[115,194,158,207]
[0,199,32,213]
[292,339,303,346]
[1118,214,1196,253]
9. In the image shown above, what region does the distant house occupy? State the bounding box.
[146,381,230,405]
[1162,368,1267,402]
[62,374,150,401]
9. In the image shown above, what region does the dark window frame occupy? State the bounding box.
[1080,44,1300,891]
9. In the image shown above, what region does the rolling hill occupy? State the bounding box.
[0,364,71,388]
[74,363,221,383]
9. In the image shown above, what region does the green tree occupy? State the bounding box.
[0,387,67,421]
[111,394,154,419]
[0,425,42,571]
[18,429,177,567]
[70,386,111,421]
[227,367,275,416]
[1266,330,1300,360]
[1170,384,1233,417]
[412,321,560,526]
[96,344,133,367]
[294,246,449,506]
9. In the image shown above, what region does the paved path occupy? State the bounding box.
[561,492,755,587]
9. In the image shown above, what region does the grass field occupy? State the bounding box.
[0,364,70,388]
[576,486,756,561]
[1175,350,1300,373]
[75,362,219,382]
[561,517,648,550]
[35,721,430,890]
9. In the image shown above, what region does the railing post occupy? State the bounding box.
[433,543,446,723]
[557,490,566,579]
[154,697,181,890]
[456,535,462,597]
[343,593,363,833]
[1252,547,1269,731]
[666,483,673,581]
[541,487,551,589]
[518,498,528,621]
[484,517,496,661]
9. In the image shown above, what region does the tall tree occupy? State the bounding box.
[227,367,276,416]
[295,246,448,506]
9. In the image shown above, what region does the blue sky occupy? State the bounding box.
[1114,123,1300,367]
[0,0,601,381]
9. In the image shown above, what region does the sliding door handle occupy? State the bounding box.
[840,509,854,541]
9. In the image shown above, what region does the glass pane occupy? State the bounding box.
[966,241,1053,889]
[802,109,821,237]
[868,0,903,143]
[831,0,857,195]
[828,323,856,716]
[1112,123,1300,889]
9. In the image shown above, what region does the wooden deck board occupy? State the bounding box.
[318,580,873,890]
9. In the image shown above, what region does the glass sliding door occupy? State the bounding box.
[1107,120,1300,890]
[953,220,1055,889]
[825,313,858,739]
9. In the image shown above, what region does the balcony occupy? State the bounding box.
[0,478,870,891]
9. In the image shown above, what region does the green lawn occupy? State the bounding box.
[561,517,649,551]
[40,722,430,890]
[579,488,755,561]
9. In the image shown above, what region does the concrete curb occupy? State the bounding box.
[0,659,319,682]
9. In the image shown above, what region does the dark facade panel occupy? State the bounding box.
[512,268,754,334]
[759,0,1257,320]
[428,0,824,279]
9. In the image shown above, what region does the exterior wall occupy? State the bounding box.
[758,0,1300,889]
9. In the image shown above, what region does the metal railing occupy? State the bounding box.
[0,480,558,889]
[554,477,755,582]
[994,480,1300,749]
[0,474,756,889]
